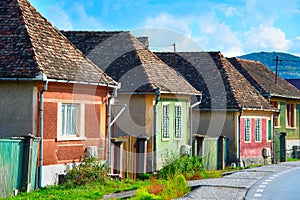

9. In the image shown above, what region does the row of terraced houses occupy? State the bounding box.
[1,0,300,193]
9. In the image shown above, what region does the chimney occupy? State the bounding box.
[137,37,149,48]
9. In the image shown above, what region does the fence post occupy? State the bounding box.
[21,134,34,193]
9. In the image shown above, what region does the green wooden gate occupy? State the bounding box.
[0,137,39,198]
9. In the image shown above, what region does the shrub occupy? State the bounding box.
[159,154,205,180]
[131,188,161,200]
[65,157,108,185]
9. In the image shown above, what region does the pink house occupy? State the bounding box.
[0,0,118,186]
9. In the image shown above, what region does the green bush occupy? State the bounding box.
[131,188,161,200]
[159,175,190,199]
[159,153,205,180]
[65,157,108,185]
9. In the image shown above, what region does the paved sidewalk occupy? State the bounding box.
[181,162,300,200]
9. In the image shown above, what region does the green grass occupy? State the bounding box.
[287,157,300,162]
[6,179,151,200]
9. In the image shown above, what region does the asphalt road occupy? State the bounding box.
[245,166,300,200]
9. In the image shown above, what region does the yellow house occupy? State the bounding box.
[62,31,200,178]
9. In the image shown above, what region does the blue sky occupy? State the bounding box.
[28,0,300,57]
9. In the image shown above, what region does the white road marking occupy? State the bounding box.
[259,185,266,188]
[266,179,272,182]
[256,189,264,192]
[262,182,269,185]
[254,193,262,197]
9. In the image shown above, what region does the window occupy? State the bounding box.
[61,104,78,136]
[162,104,170,139]
[174,105,182,138]
[244,118,250,142]
[286,103,295,127]
[255,118,261,141]
[270,101,279,127]
[268,120,272,140]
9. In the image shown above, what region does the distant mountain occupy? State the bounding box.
[238,52,300,79]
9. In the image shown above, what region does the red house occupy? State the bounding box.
[0,0,118,186]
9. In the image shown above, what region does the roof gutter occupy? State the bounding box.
[118,91,201,96]
[47,79,118,89]
[262,92,300,100]
[0,73,47,81]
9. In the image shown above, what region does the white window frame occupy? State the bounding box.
[244,118,251,142]
[255,118,261,142]
[174,103,182,140]
[57,102,85,141]
[162,102,170,141]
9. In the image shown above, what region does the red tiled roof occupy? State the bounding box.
[0,0,117,86]
[155,52,275,111]
[62,31,199,95]
[228,58,300,99]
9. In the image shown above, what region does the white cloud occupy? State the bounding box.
[288,37,300,56]
[45,5,73,30]
[144,13,192,37]
[245,25,290,52]
[142,13,244,56]
[215,4,240,17]
[71,4,102,30]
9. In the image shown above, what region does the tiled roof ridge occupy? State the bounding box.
[13,0,117,85]
[231,57,300,99]
[7,0,41,77]
[217,53,242,109]
[228,57,268,94]
[61,30,126,34]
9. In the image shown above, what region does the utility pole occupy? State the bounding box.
[173,43,176,70]
[273,56,282,84]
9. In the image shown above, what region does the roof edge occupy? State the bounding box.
[47,79,119,88]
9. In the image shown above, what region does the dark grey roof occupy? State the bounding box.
[228,58,300,100]
[155,52,275,111]
[62,31,199,95]
[0,0,117,86]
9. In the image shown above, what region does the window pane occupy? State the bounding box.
[287,104,295,127]
[62,104,78,136]
[175,105,181,138]
[163,104,170,138]
[244,118,250,142]
[255,119,261,141]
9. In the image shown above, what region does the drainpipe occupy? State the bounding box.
[38,79,48,188]
[189,92,202,155]
[153,87,160,171]
[237,106,243,167]
[107,95,112,171]
[107,83,121,172]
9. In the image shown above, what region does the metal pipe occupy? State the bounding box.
[153,88,160,171]
[38,80,48,188]
[189,93,202,151]
[237,107,243,167]
[107,96,112,171]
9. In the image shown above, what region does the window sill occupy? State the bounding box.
[56,136,87,141]
[161,138,170,142]
[286,127,297,130]
[174,138,182,141]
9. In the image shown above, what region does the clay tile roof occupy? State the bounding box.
[0,0,117,86]
[155,52,275,110]
[228,58,300,100]
[62,31,199,95]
